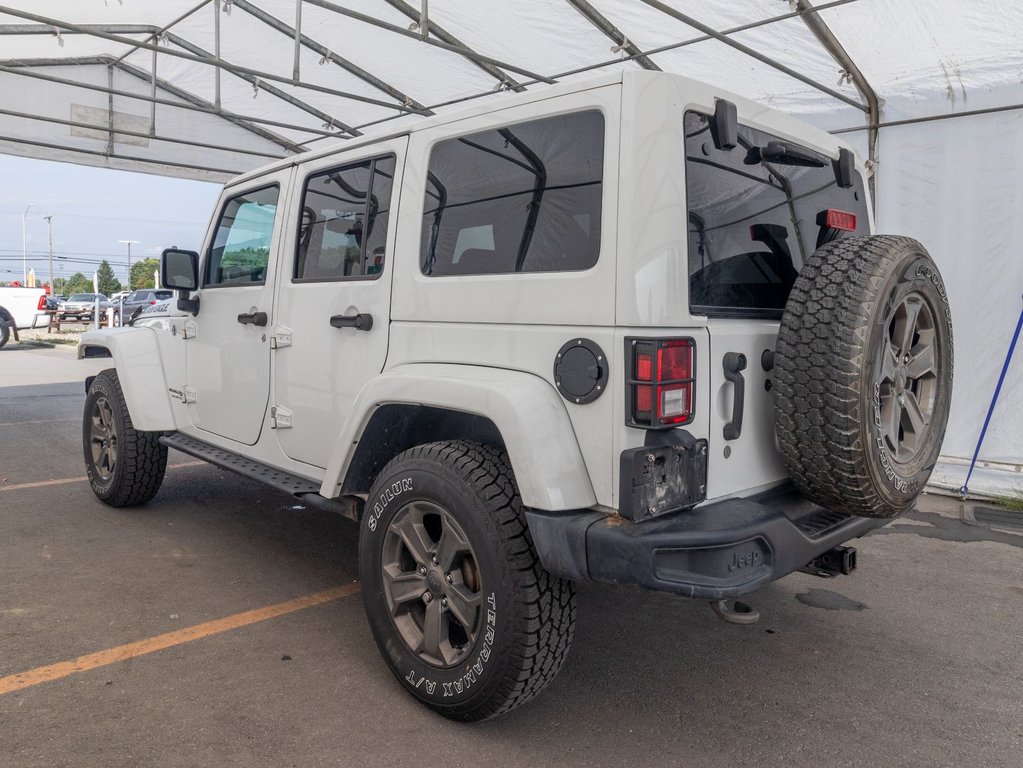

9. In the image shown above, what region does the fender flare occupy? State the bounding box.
[321,364,597,512]
[78,327,176,431]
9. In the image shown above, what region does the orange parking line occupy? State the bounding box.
[0,584,361,696]
[0,418,79,427]
[0,461,206,492]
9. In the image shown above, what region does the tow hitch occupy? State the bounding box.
[799,545,857,578]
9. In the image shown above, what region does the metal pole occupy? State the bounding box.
[21,203,33,283]
[43,214,53,292]
[119,239,140,287]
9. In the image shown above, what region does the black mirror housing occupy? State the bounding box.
[710,98,738,151]
[161,248,199,291]
[833,147,855,188]
[161,247,200,315]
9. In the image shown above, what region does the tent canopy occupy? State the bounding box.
[1,1,1020,181]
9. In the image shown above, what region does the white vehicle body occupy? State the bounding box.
[0,286,45,343]
[81,71,873,511]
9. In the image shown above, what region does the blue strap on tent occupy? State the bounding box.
[959,294,1023,497]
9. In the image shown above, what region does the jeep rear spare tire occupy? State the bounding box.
[774,235,953,518]
[359,441,576,721]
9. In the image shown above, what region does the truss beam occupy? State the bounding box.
[0,7,429,115]
[564,0,660,70]
[230,0,430,114]
[380,0,524,91]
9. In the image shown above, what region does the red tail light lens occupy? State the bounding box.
[824,208,856,231]
[627,338,695,428]
[37,295,47,310]
[149,300,157,304]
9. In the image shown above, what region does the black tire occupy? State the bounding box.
[0,317,9,350]
[774,235,953,518]
[359,441,576,721]
[83,369,168,507]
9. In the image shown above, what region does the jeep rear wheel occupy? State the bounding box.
[359,441,576,721]
[774,236,953,518]
[83,369,168,507]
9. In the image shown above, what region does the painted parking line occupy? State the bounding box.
[0,583,361,696]
[0,461,206,492]
[0,417,79,427]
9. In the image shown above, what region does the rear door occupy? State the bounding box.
[272,138,406,469]
[682,109,870,498]
[185,171,291,445]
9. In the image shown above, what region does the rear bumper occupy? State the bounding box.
[524,486,890,600]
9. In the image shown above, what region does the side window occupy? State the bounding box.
[205,185,279,287]
[421,110,604,276]
[295,155,395,281]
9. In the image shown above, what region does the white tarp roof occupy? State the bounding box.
[0,1,1020,181]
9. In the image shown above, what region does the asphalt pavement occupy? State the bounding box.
[1,340,1020,768]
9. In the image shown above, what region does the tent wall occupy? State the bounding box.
[867,104,1023,497]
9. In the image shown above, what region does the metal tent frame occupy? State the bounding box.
[0,0,879,181]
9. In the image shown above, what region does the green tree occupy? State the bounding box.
[129,257,161,290]
[63,272,93,295]
[96,260,122,296]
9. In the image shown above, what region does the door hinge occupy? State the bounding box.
[182,320,198,340]
[182,386,197,404]
[270,326,292,349]
[271,405,293,429]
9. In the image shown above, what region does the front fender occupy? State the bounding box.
[79,327,176,431]
[322,364,597,511]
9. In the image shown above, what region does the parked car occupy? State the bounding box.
[78,71,954,721]
[111,289,174,325]
[60,293,109,321]
[0,285,45,348]
[42,294,64,312]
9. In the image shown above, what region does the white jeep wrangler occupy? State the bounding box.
[79,71,953,721]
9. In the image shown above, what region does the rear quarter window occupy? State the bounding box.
[421,110,604,276]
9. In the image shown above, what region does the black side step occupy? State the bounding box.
[160,432,359,520]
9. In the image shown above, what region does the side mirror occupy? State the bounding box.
[161,247,200,315]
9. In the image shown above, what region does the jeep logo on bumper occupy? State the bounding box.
[728,549,762,572]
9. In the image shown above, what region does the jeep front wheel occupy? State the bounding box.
[774,235,953,518]
[359,441,576,721]
[83,369,168,506]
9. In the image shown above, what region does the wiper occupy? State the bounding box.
[744,141,827,168]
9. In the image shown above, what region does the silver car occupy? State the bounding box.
[59,293,109,321]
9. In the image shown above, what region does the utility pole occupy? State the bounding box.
[118,239,140,288]
[21,203,34,284]
[42,215,54,293]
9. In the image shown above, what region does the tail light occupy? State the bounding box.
[149,300,157,304]
[37,295,47,310]
[626,338,695,428]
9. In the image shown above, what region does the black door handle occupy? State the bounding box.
[329,313,373,331]
[722,352,747,441]
[237,311,268,326]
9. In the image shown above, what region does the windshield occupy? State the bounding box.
[68,294,96,301]
[685,111,869,317]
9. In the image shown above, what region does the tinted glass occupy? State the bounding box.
[421,110,604,276]
[295,156,395,281]
[684,111,869,316]
[205,185,279,286]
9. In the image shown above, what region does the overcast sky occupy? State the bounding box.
[0,153,222,287]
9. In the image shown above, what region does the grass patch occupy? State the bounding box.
[992,494,1023,513]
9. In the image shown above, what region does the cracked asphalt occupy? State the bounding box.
[1,342,1021,767]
